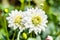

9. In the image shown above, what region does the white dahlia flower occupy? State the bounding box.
[6,10,27,31]
[25,7,48,34]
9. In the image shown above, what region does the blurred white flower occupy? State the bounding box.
[6,10,26,31]
[46,35,53,40]
[25,7,48,34]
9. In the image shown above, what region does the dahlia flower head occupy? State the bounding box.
[6,7,48,35]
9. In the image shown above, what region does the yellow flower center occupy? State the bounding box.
[32,15,42,26]
[22,33,27,39]
[14,15,22,24]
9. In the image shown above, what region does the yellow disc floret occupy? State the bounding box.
[14,15,22,24]
[32,15,42,26]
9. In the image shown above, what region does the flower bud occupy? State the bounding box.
[46,35,53,40]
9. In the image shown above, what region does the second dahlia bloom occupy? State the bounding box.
[24,7,48,34]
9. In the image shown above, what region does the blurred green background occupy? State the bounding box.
[0,0,60,40]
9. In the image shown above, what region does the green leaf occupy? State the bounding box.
[47,21,55,34]
[36,35,41,40]
[55,35,60,40]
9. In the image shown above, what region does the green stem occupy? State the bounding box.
[17,31,20,40]
[30,32,32,37]
[20,3,24,10]
[4,16,10,40]
[28,0,30,7]
[12,31,16,40]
